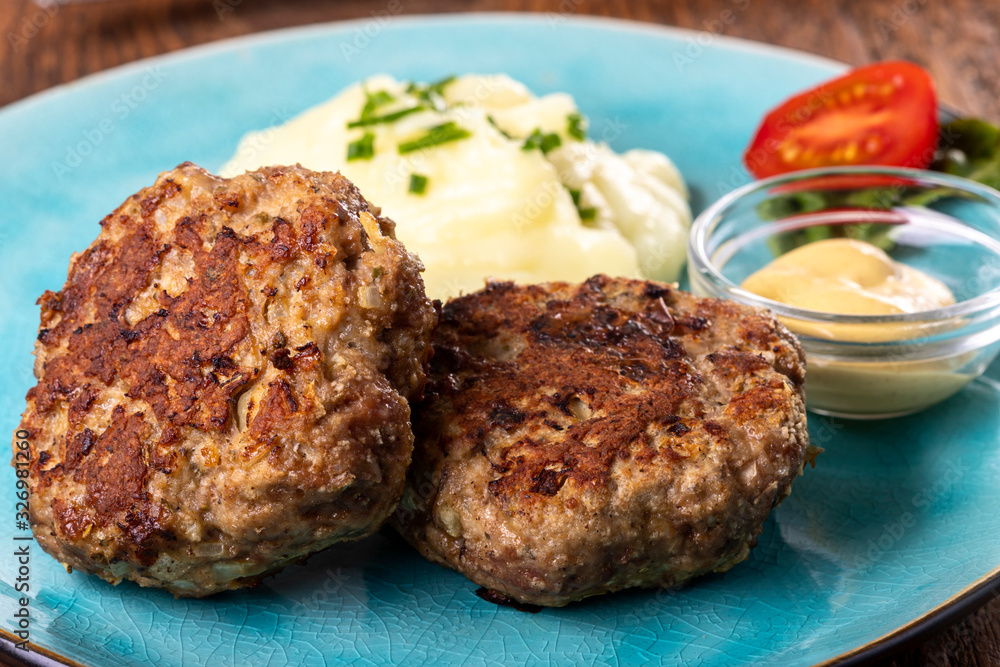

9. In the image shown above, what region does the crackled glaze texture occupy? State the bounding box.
[1,15,999,667]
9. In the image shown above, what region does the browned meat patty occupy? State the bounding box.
[391,275,811,607]
[16,163,437,597]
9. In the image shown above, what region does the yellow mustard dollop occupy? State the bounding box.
[741,238,955,342]
[741,238,970,418]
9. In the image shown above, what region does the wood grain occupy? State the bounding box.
[2,0,999,665]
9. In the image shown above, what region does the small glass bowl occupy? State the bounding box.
[688,166,1000,419]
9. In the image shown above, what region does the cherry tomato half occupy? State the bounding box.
[743,61,938,179]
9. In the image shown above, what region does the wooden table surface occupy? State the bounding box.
[2,1,999,665]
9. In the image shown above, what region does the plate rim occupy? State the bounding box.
[822,564,1000,666]
[1,11,995,667]
[0,632,81,667]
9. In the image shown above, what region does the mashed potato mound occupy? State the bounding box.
[223,74,691,299]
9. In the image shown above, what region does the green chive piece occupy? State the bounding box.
[565,186,596,221]
[540,133,562,154]
[398,122,471,154]
[523,129,543,151]
[427,75,456,95]
[567,112,587,141]
[372,266,384,280]
[407,75,457,99]
[348,105,425,128]
[405,76,457,110]
[360,90,395,119]
[522,129,562,154]
[347,132,376,161]
[408,173,429,195]
[487,115,513,139]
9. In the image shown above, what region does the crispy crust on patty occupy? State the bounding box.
[17,163,437,596]
[391,275,810,606]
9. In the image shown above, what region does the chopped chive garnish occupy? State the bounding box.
[360,90,395,119]
[408,173,429,195]
[522,129,542,151]
[566,186,596,221]
[567,112,587,141]
[347,132,376,161]
[367,90,395,106]
[405,76,457,111]
[398,122,471,154]
[348,105,425,128]
[522,129,562,154]
[487,115,512,139]
[407,75,456,101]
[372,266,384,280]
[427,75,456,95]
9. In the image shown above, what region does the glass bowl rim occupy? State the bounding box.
[689,165,1000,328]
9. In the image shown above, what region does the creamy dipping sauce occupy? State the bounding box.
[742,238,954,342]
[742,238,972,417]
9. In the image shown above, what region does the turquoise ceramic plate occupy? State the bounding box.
[2,14,999,667]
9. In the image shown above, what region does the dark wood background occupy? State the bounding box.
[1,1,999,665]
